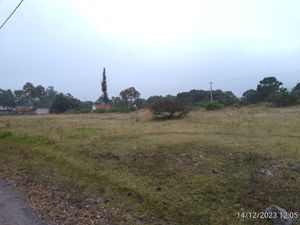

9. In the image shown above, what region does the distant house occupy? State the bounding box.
[35,108,50,115]
[92,103,110,111]
[0,105,10,114]
[12,106,34,114]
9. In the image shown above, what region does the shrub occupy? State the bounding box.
[204,101,223,110]
[150,98,189,119]
[93,109,107,113]
[271,92,298,107]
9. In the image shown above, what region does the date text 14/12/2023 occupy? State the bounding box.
[237,211,299,220]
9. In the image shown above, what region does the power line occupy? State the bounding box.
[213,69,300,84]
[145,69,300,95]
[0,0,25,31]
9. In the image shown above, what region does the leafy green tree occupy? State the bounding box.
[177,89,238,106]
[120,87,140,106]
[50,93,81,113]
[242,89,262,104]
[101,68,109,104]
[0,89,15,107]
[50,94,71,113]
[23,82,35,97]
[271,92,298,107]
[13,82,48,107]
[257,77,283,100]
[38,86,58,108]
[14,89,29,106]
[146,96,164,106]
[292,83,300,97]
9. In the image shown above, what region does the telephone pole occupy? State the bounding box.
[209,82,213,102]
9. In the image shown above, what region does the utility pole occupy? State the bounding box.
[209,82,213,102]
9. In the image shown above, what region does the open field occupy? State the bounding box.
[0,106,300,225]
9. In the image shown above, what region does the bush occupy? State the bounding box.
[271,92,298,107]
[93,109,107,113]
[150,99,189,119]
[204,101,223,110]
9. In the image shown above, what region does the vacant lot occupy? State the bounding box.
[0,106,300,225]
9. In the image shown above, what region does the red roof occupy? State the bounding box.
[94,103,110,110]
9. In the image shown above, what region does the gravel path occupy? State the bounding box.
[0,181,49,225]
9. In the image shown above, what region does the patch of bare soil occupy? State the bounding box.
[0,180,51,225]
[0,167,151,225]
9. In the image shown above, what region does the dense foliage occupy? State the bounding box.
[101,68,109,104]
[50,94,91,113]
[204,101,223,110]
[257,76,285,101]
[119,87,141,106]
[0,77,299,114]
[270,92,298,107]
[176,89,239,106]
[150,98,189,119]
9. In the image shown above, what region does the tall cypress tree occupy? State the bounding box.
[101,68,109,104]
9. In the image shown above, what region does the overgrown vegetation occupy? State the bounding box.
[1,106,300,225]
[150,98,189,119]
[1,77,299,116]
[204,100,223,110]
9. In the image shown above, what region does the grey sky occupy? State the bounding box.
[0,0,299,100]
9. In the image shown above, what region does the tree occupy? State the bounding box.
[23,82,35,97]
[0,89,15,107]
[50,94,73,113]
[292,83,300,97]
[110,96,125,108]
[120,87,140,106]
[257,77,283,100]
[146,96,164,106]
[38,86,58,108]
[150,98,189,119]
[242,89,262,104]
[177,89,239,106]
[101,68,109,104]
[14,89,29,106]
[271,92,298,107]
[50,93,80,113]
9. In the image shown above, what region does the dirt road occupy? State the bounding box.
[0,181,50,225]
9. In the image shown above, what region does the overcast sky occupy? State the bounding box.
[0,0,299,100]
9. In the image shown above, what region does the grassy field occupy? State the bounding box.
[0,106,300,225]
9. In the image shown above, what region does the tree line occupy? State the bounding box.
[0,75,299,114]
[242,77,300,106]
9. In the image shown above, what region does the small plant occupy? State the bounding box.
[244,152,260,184]
[204,101,223,110]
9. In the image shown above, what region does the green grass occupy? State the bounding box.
[0,106,300,225]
